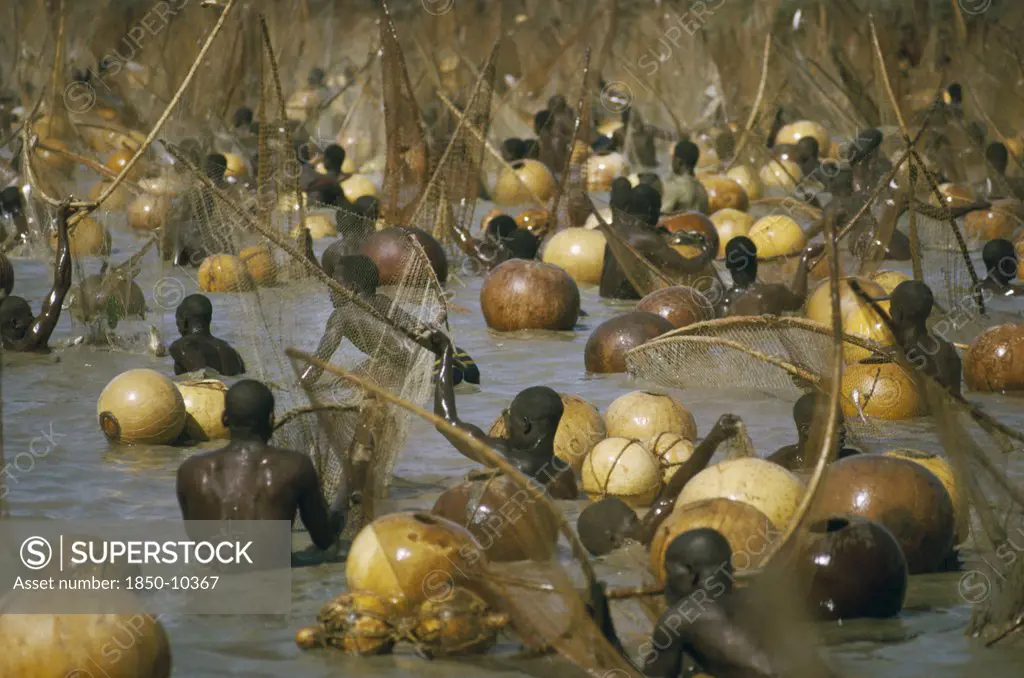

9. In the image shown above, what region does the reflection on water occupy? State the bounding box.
[3,198,1024,676]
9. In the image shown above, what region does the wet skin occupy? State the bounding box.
[431,333,577,500]
[169,300,246,377]
[716,243,823,318]
[599,212,717,301]
[0,203,72,352]
[594,529,785,678]
[176,397,345,550]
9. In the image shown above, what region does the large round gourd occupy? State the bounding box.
[0,594,172,677]
[345,512,486,611]
[175,379,229,442]
[198,254,254,293]
[97,369,187,445]
[676,458,804,532]
[650,498,776,581]
[480,260,579,332]
[605,390,697,441]
[541,228,607,286]
[581,438,662,508]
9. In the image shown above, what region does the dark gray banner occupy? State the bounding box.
[0,521,292,614]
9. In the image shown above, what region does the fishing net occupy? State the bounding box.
[379,0,429,225]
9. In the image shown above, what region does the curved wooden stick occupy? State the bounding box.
[284,348,600,592]
[727,33,772,172]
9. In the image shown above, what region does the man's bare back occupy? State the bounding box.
[176,380,345,551]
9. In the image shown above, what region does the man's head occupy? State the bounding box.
[610,177,632,211]
[323,144,346,174]
[547,94,567,113]
[591,135,615,154]
[204,154,228,182]
[724,235,758,281]
[485,215,517,243]
[986,142,1009,175]
[0,296,33,342]
[890,280,933,330]
[663,528,734,603]
[627,184,661,226]
[0,186,22,215]
[331,254,379,301]
[983,238,1019,283]
[355,195,379,221]
[232,106,253,130]
[505,229,540,260]
[308,67,326,87]
[792,391,846,443]
[672,140,700,174]
[175,294,214,336]
[521,138,540,160]
[849,128,884,166]
[502,138,526,162]
[506,386,563,449]
[577,497,640,556]
[797,136,820,164]
[222,379,275,442]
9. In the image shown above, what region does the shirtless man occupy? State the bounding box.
[0,203,71,352]
[168,294,246,376]
[767,392,861,472]
[716,236,821,317]
[890,280,962,396]
[661,140,710,215]
[592,528,782,677]
[578,414,741,555]
[976,239,1024,298]
[431,331,577,500]
[599,184,716,301]
[176,379,345,551]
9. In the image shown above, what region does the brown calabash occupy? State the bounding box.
[636,286,714,329]
[431,475,558,562]
[360,226,448,286]
[584,311,673,373]
[964,323,1024,393]
[480,259,580,332]
[811,454,956,574]
[791,515,908,621]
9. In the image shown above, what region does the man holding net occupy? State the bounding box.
[716,236,822,317]
[429,331,577,500]
[176,380,346,552]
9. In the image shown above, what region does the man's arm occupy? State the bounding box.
[296,455,346,550]
[24,204,73,349]
[299,310,346,385]
[643,612,686,677]
[637,414,740,544]
[433,334,500,467]
[782,243,825,312]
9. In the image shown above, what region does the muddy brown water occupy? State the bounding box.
[3,191,1024,677]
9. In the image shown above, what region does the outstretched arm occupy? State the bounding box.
[297,456,347,550]
[782,243,825,311]
[300,309,346,385]
[636,414,741,545]
[26,204,73,349]
[432,333,500,467]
